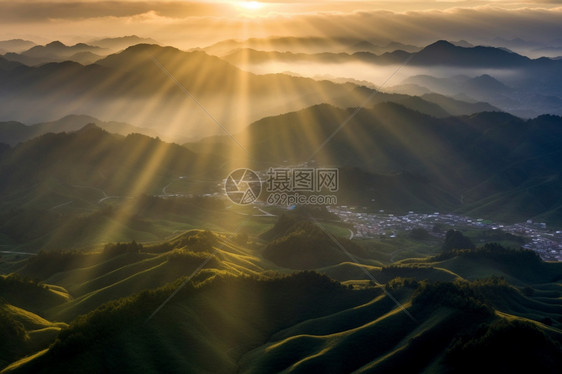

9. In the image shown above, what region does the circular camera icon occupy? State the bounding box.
[225,168,262,205]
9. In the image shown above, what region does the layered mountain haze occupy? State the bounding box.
[0,40,36,54]
[221,40,562,118]
[0,44,375,138]
[88,35,159,52]
[1,40,536,140]
[221,40,536,67]
[3,41,108,66]
[203,37,421,56]
[0,36,158,66]
[0,115,163,146]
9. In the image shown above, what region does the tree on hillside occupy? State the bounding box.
[103,241,143,256]
[442,230,475,252]
[410,228,431,240]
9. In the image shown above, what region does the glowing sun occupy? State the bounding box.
[240,1,264,10]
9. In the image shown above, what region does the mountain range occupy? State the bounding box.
[0,36,159,66]
[87,35,159,52]
[0,115,163,146]
[3,41,107,66]
[0,39,36,55]
[202,36,421,56]
[0,101,560,248]
[219,40,562,118]
[399,74,562,118]
[189,102,562,223]
[0,124,209,199]
[0,124,228,250]
[0,43,502,138]
[222,40,555,68]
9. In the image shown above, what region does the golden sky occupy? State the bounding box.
[0,1,561,47]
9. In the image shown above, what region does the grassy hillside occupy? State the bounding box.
[5,274,560,374]
[0,275,68,315]
[5,273,377,374]
[0,300,67,369]
[261,214,367,269]
[1,217,561,373]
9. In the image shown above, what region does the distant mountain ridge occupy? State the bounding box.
[3,41,107,66]
[0,43,498,137]
[1,37,160,66]
[88,35,159,51]
[203,36,421,55]
[0,115,165,146]
[222,40,556,68]
[220,40,562,118]
[0,39,36,54]
[401,73,562,118]
[412,40,532,67]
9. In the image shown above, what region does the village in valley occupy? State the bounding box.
[328,206,562,262]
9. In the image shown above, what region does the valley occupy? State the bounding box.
[329,208,562,261]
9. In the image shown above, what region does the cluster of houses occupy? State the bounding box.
[328,207,562,261]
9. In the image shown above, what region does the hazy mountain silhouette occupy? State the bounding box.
[413,40,532,67]
[203,36,420,56]
[3,41,107,66]
[0,56,23,71]
[89,35,159,51]
[0,39,36,54]
[222,40,552,68]
[402,73,562,117]
[220,40,562,118]
[0,43,498,137]
[405,74,511,99]
[0,115,164,146]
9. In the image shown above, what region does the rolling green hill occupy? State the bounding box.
[0,221,561,373]
[262,216,366,269]
[0,301,67,370]
[4,271,561,373]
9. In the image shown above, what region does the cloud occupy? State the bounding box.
[0,1,231,22]
[2,0,560,24]
[261,6,562,44]
[0,2,561,48]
